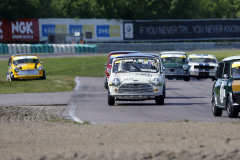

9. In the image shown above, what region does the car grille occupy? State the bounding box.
[118,83,154,93]
[165,68,184,74]
[194,66,214,69]
[18,69,39,76]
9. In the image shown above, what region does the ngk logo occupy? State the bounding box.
[12,21,33,34]
[0,21,2,34]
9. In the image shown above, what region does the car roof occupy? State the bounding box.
[160,51,186,55]
[10,54,39,58]
[222,56,240,62]
[114,53,160,59]
[109,51,139,55]
[188,54,216,59]
[160,54,187,58]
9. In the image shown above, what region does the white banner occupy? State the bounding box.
[39,18,123,42]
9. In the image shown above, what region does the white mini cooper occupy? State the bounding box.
[108,53,166,105]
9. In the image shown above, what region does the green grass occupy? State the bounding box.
[0,55,107,94]
[186,50,240,62]
[0,50,240,94]
[48,118,91,124]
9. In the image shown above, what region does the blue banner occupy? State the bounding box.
[97,25,110,37]
[42,25,55,37]
[69,25,82,35]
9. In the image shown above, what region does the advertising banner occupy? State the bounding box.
[0,19,39,42]
[39,19,123,42]
[96,25,120,37]
[0,21,3,40]
[124,20,240,41]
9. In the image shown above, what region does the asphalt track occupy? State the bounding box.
[63,77,240,124]
[0,92,72,106]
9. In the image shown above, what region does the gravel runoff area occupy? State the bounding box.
[0,105,240,160]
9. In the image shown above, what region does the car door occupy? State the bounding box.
[219,62,230,107]
[214,62,224,106]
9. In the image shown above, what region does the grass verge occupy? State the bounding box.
[48,118,91,124]
[0,55,107,94]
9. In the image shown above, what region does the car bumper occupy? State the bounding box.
[165,74,189,78]
[109,86,163,100]
[189,70,216,78]
[164,68,188,77]
[13,70,44,79]
[14,74,44,79]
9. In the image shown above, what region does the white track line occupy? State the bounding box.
[74,77,81,91]
[69,77,84,123]
[69,102,83,123]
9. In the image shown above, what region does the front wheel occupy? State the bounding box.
[104,77,108,90]
[9,72,15,81]
[155,95,164,105]
[212,95,222,117]
[108,91,115,106]
[226,95,239,118]
[42,70,46,80]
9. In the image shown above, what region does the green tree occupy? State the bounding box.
[0,0,37,20]
[1,0,240,20]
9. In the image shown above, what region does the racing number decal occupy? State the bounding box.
[220,82,225,104]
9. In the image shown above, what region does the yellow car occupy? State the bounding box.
[7,54,46,81]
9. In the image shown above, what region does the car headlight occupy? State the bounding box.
[151,77,161,86]
[38,66,43,71]
[183,64,189,70]
[111,78,121,86]
[14,67,19,72]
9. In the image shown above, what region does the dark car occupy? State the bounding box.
[104,51,139,89]
[160,51,190,81]
[212,56,240,118]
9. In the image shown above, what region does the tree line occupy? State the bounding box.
[1,0,240,21]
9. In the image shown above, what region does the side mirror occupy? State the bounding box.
[223,74,228,79]
[162,66,165,71]
[105,63,108,66]
[40,61,43,64]
[9,63,11,66]
[161,66,165,73]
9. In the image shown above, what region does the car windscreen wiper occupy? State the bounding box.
[130,63,142,71]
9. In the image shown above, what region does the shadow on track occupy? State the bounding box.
[166,96,207,99]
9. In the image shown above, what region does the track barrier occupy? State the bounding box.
[0,43,98,54]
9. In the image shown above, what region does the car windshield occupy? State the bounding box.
[231,61,240,77]
[162,57,186,63]
[112,58,159,73]
[189,57,217,63]
[109,55,120,65]
[13,58,38,65]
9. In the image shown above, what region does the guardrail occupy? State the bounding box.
[0,43,98,54]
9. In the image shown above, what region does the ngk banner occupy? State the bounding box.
[0,19,39,42]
